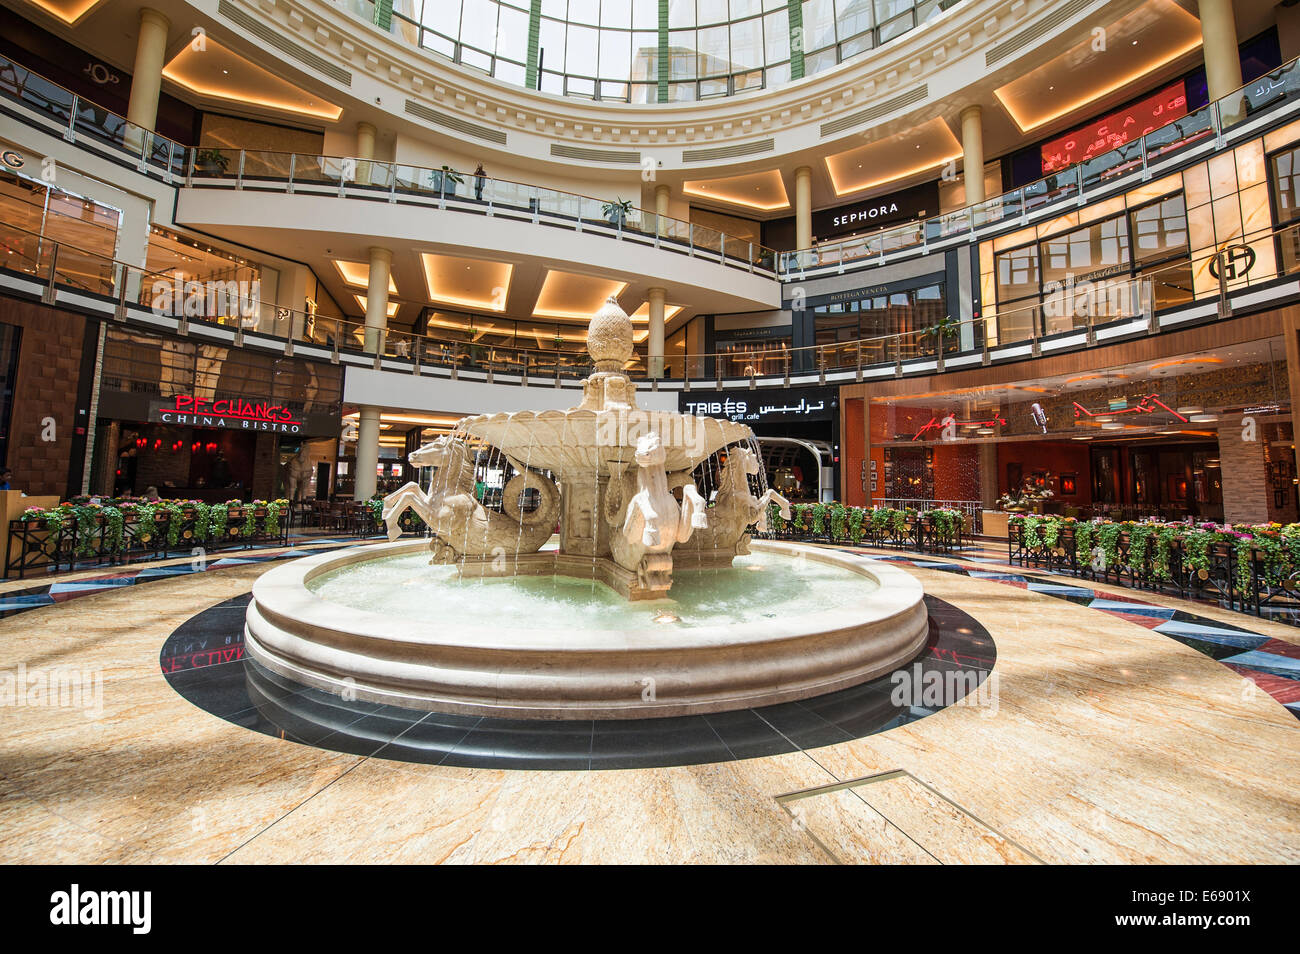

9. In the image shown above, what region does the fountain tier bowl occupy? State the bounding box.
[243,540,929,720]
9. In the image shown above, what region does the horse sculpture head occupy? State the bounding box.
[633,432,666,469]
[409,434,471,469]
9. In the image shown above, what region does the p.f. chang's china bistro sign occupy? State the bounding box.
[150,395,304,433]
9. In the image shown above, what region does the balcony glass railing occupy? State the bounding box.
[780,54,1300,275]
[3,217,1293,389]
[0,53,777,276]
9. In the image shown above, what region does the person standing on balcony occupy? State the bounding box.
[474,162,486,201]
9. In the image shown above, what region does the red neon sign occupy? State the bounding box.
[1072,394,1188,421]
[153,393,305,433]
[912,414,1007,441]
[1041,81,1188,175]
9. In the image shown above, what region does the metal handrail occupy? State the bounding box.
[778,53,1300,275]
[2,214,1296,385]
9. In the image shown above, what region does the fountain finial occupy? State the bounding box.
[587,295,634,373]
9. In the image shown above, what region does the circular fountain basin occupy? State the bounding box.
[243,540,928,720]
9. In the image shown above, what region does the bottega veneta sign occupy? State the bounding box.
[150,394,304,433]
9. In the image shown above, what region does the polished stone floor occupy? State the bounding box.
[161,593,994,770]
[1,541,1297,863]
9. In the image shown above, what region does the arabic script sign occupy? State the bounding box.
[679,387,838,424]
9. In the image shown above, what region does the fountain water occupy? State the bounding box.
[243,298,929,719]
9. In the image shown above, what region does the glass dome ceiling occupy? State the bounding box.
[361,0,963,102]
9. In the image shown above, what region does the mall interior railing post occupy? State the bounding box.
[893,334,903,377]
[783,354,790,388]
[1141,278,1155,332]
[980,317,991,365]
[135,131,150,174]
[64,93,77,143]
[450,343,459,380]
[1074,164,1085,207]
[287,153,295,194]
[113,266,128,321]
[1212,99,1225,148]
[553,352,561,387]
[236,150,245,190]
[748,242,754,272]
[330,320,340,364]
[1139,132,1151,181]
[387,165,398,203]
[688,223,695,257]
[818,347,826,385]
[41,244,59,304]
[520,350,528,387]
[373,328,386,370]
[233,315,245,348]
[855,340,863,382]
[1217,249,1233,318]
[720,232,727,265]
[486,348,495,384]
[412,337,421,375]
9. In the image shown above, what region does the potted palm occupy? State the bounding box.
[194,149,230,176]
[602,198,633,227]
[430,165,464,196]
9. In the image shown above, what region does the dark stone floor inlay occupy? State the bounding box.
[160,594,996,770]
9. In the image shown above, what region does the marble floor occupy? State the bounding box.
[1,542,1297,864]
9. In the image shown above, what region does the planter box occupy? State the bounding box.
[983,510,1010,539]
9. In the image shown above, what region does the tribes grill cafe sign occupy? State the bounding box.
[1041,81,1188,174]
[151,394,304,433]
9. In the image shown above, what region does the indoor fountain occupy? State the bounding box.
[243,298,928,719]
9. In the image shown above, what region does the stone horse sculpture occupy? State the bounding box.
[382,435,560,563]
[606,432,708,595]
[676,444,791,556]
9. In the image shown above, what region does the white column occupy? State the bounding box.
[647,286,666,379]
[364,246,391,353]
[355,121,376,186]
[125,8,170,151]
[354,406,380,500]
[961,105,985,206]
[794,166,812,251]
[655,183,670,235]
[1200,0,1243,103]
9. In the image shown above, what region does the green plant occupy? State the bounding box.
[601,197,634,221]
[439,164,464,185]
[1126,523,1153,575]
[848,506,866,544]
[194,148,230,172]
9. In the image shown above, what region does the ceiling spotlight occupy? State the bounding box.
[1102,422,1124,430]
[1176,406,1202,415]
[1094,415,1114,423]
[1189,413,1218,423]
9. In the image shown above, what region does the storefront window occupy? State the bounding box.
[1269,144,1300,272]
[812,281,947,366]
[994,192,1191,341]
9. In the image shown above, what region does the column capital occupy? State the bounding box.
[367,246,392,265]
[960,104,982,123]
[356,121,377,137]
[139,7,170,30]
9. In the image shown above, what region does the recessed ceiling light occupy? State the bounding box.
[1176,406,1202,415]
[1102,422,1124,430]
[1189,413,1218,423]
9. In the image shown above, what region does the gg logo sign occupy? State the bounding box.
[1208,244,1256,282]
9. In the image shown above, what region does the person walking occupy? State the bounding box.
[474,162,486,201]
